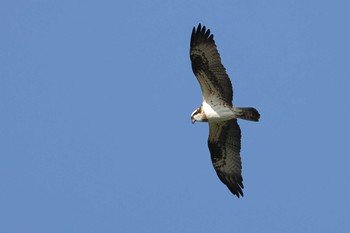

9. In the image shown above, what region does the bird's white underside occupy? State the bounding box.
[202,101,237,122]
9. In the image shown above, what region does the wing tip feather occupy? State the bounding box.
[190,23,215,48]
[220,173,244,198]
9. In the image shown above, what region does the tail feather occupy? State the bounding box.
[234,107,260,121]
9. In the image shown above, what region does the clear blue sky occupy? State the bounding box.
[1,0,349,232]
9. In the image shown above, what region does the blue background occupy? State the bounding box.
[1,0,349,232]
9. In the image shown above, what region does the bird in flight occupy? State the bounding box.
[190,24,260,197]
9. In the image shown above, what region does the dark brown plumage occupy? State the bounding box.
[190,24,233,104]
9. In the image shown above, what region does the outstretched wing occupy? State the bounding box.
[208,119,244,197]
[190,24,233,104]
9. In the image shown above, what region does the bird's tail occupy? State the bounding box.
[234,107,260,122]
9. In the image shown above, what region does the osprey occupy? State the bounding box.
[190,24,260,197]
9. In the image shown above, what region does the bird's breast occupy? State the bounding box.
[202,101,236,121]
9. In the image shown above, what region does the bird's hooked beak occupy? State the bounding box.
[191,118,196,124]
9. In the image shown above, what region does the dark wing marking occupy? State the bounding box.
[190,24,233,104]
[208,119,244,197]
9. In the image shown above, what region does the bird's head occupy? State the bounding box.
[191,107,207,124]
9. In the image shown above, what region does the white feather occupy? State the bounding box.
[202,101,237,121]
